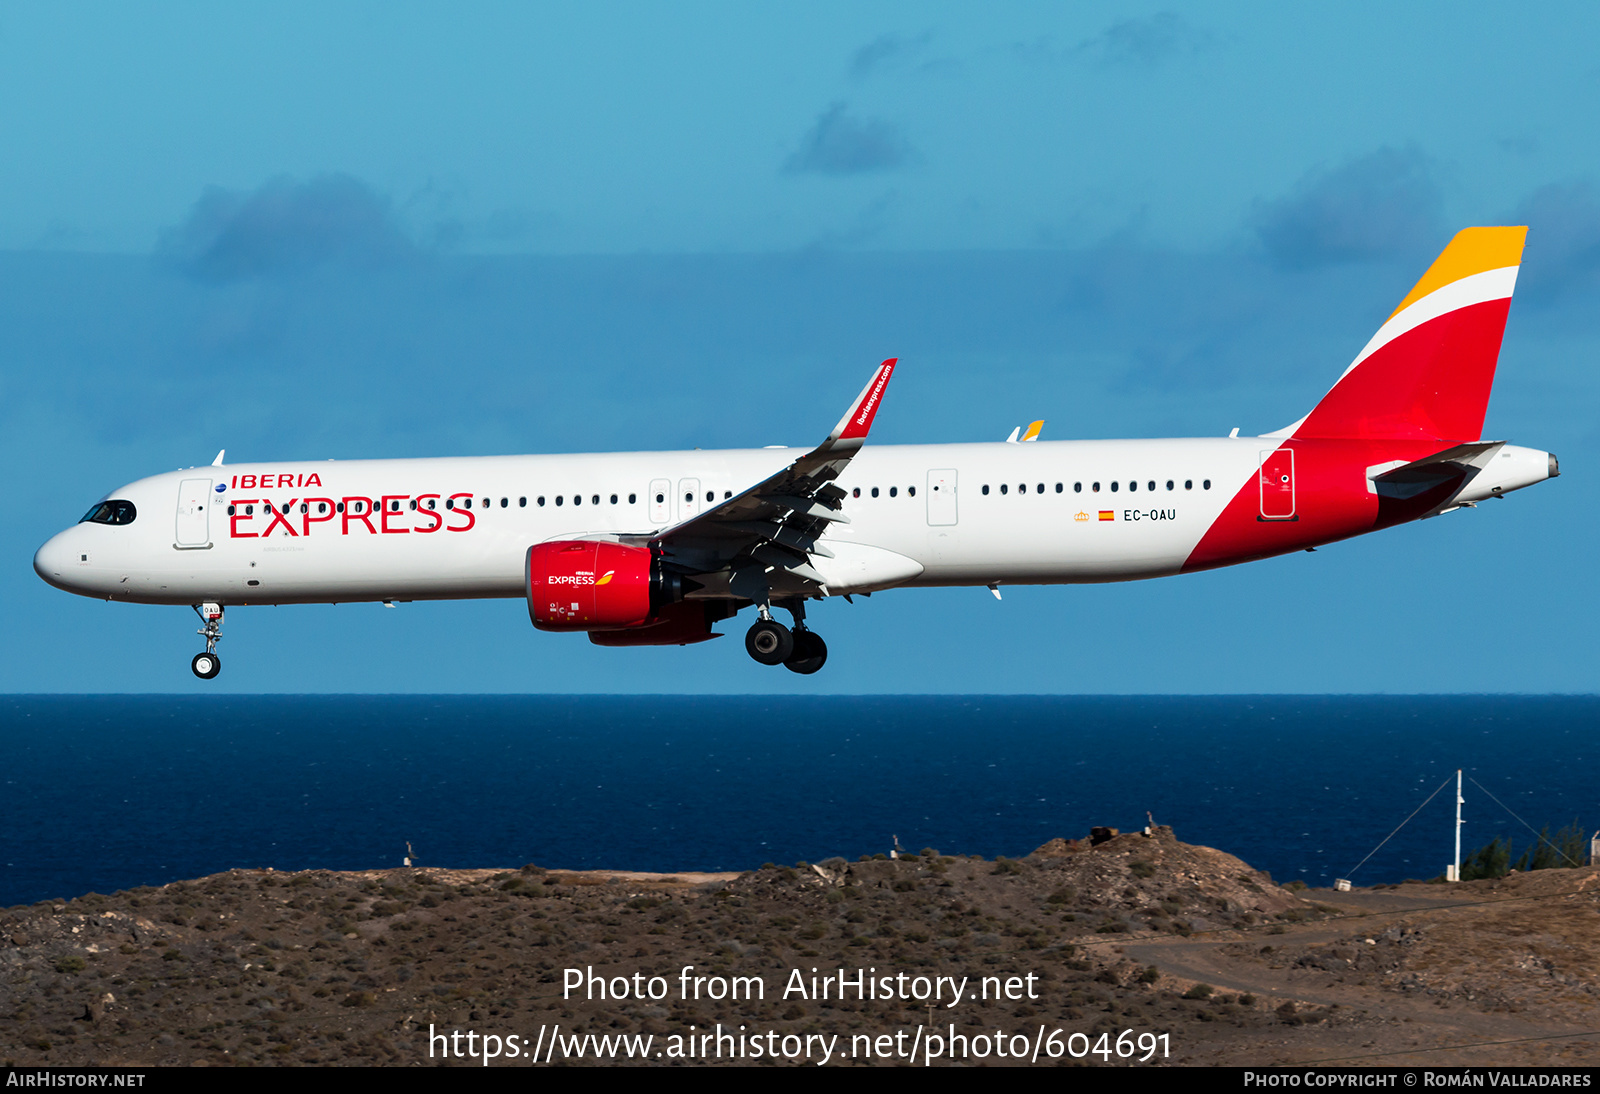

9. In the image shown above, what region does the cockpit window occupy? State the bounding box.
[79,500,138,525]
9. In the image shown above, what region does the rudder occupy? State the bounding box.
[1281,227,1527,442]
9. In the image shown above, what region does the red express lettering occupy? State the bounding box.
[260,499,300,537]
[229,500,259,538]
[380,495,410,534]
[446,493,476,532]
[302,497,335,536]
[342,497,377,535]
[414,494,442,533]
[219,490,479,534]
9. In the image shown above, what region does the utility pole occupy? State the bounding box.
[1448,769,1463,882]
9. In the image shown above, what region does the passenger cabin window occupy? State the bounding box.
[538,496,546,506]
[1110,482,1119,492]
[610,494,618,505]
[519,497,527,507]
[999,484,1008,495]
[628,493,637,504]
[871,487,880,497]
[889,486,897,497]
[1203,479,1212,489]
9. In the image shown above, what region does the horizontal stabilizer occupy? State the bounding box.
[1367,441,1505,502]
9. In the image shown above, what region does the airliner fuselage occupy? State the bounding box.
[32,437,1555,608]
[32,227,1561,677]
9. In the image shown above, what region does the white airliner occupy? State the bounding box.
[35,227,1558,678]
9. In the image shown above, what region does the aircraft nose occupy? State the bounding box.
[33,531,78,590]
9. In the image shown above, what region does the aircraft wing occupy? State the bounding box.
[633,359,897,597]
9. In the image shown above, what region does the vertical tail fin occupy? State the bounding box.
[1277,227,1527,442]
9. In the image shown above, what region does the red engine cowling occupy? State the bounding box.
[587,600,720,646]
[526,541,654,631]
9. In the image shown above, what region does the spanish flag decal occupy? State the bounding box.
[1098,511,1114,521]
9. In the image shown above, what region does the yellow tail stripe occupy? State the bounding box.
[1387,226,1527,321]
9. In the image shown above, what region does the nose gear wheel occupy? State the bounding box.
[190,603,224,680]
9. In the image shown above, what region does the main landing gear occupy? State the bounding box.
[744,599,828,675]
[191,603,223,680]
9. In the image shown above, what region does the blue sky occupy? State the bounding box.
[4,3,1598,693]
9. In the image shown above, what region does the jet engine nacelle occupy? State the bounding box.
[526,540,660,631]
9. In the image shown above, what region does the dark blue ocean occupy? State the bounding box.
[2,695,1595,909]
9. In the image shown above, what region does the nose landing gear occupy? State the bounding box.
[744,598,829,674]
[191,603,224,679]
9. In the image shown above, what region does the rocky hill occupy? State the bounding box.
[2,828,1594,1067]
